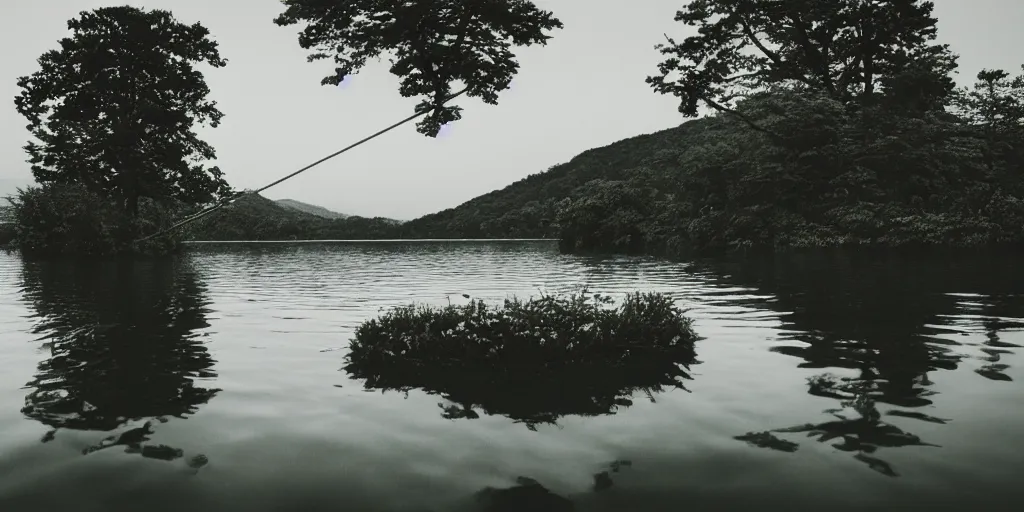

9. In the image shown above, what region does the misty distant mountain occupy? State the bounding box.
[274,199,350,219]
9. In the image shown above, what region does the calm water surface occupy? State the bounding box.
[1,241,1023,511]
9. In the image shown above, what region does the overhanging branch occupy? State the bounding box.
[700,94,783,142]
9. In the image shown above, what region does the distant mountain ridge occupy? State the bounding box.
[274,198,350,219]
[188,193,404,241]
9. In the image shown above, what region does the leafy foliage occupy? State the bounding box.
[647,0,956,118]
[273,0,562,136]
[14,6,233,224]
[383,78,1022,253]
[0,226,14,249]
[345,292,699,428]
[556,179,660,254]
[22,0,1017,255]
[388,2,1024,254]
[0,204,13,248]
[953,66,1024,198]
[176,68,1024,252]
[394,119,717,239]
[8,184,184,257]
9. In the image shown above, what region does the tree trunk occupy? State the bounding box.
[127,191,139,220]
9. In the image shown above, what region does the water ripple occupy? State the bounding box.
[0,243,1022,510]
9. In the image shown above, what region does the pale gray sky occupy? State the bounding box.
[1,1,1021,219]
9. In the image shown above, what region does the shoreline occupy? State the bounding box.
[182,238,558,244]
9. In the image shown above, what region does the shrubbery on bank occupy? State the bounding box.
[7,184,184,257]
[0,216,14,249]
[554,89,1024,255]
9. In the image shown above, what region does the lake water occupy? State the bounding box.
[1,241,1022,511]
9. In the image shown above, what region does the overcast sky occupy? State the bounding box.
[1,1,1022,219]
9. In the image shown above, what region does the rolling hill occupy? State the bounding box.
[184,118,716,241]
[275,198,350,219]
[393,118,714,239]
[187,193,400,241]
[159,86,1024,252]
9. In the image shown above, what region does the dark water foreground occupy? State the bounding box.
[1,241,1022,511]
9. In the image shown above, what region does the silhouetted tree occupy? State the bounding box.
[954,67,1024,198]
[14,6,233,223]
[955,67,1024,130]
[648,0,957,119]
[273,0,563,136]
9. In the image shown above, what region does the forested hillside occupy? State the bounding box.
[187,194,398,241]
[393,119,714,240]
[274,199,351,220]
[390,81,1024,255]
[184,74,1024,254]
[402,0,1024,255]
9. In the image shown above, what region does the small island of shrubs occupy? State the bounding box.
[344,291,700,428]
[4,184,189,257]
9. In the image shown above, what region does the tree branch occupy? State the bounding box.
[700,94,782,142]
[736,13,813,89]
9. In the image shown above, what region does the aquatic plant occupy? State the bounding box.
[344,292,700,428]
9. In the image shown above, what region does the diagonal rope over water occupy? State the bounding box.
[134,87,469,244]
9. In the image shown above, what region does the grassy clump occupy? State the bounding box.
[344,292,700,428]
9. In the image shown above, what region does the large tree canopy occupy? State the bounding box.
[14,6,232,219]
[647,0,957,118]
[952,67,1024,194]
[955,67,1024,131]
[273,0,563,137]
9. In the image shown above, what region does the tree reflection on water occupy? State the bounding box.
[347,354,700,430]
[18,257,218,465]
[709,250,1023,477]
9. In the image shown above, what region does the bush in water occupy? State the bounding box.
[345,292,700,428]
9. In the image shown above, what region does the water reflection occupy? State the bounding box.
[710,250,1024,477]
[345,337,699,430]
[18,257,218,463]
[474,476,575,512]
[461,460,632,512]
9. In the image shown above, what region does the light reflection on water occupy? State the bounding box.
[0,241,1022,511]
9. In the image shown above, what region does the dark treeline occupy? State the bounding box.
[184,194,399,241]
[6,1,1023,256]
[5,1,561,255]
[393,1,1024,254]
